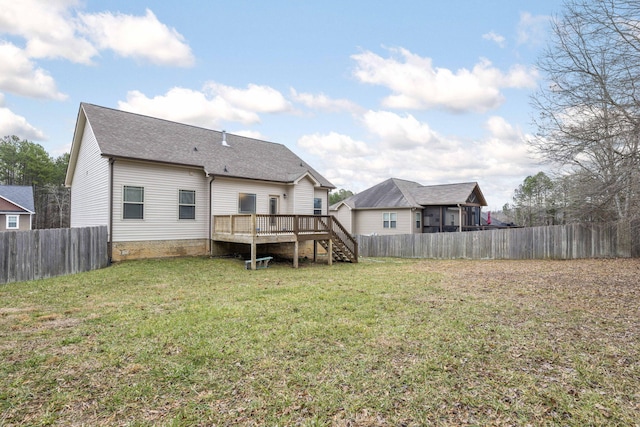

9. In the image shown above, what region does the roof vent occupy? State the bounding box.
[221,130,230,147]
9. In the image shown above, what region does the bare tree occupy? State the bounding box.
[531,0,640,222]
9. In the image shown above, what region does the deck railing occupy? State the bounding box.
[212,214,358,261]
[213,214,343,235]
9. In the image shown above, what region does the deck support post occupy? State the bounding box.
[328,238,333,266]
[251,214,257,270]
[293,240,299,268]
[250,240,257,270]
[313,241,318,262]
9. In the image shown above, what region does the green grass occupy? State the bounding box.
[1,257,638,426]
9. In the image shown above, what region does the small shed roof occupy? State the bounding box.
[66,103,334,188]
[0,185,35,213]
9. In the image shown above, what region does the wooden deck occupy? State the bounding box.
[212,214,358,269]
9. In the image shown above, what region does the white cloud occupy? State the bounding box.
[351,47,538,113]
[79,9,194,67]
[297,115,542,208]
[362,110,443,150]
[482,31,506,48]
[290,89,362,114]
[0,0,97,64]
[517,12,550,46]
[118,82,292,128]
[0,1,194,67]
[118,87,260,128]
[0,103,47,140]
[0,42,66,100]
[298,132,372,158]
[205,83,291,113]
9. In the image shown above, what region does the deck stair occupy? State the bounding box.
[317,217,358,263]
[319,239,355,262]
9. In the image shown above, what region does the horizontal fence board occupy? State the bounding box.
[0,226,109,285]
[357,221,640,260]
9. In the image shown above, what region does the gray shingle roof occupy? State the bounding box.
[0,185,35,213]
[77,103,334,188]
[332,178,487,209]
[411,181,487,206]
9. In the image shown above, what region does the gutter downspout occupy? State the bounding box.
[457,204,462,232]
[109,158,115,263]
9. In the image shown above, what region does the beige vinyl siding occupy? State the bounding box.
[332,204,353,234]
[354,208,414,235]
[69,122,110,230]
[293,176,314,215]
[211,177,292,215]
[112,161,208,242]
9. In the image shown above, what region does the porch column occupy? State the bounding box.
[293,240,299,268]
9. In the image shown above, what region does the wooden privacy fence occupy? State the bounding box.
[0,226,109,285]
[357,221,640,260]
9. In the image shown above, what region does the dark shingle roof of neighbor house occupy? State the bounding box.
[332,178,487,209]
[0,185,35,213]
[70,103,334,188]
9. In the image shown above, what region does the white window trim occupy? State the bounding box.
[238,193,257,214]
[6,214,19,229]
[178,189,196,220]
[383,212,397,229]
[123,185,144,220]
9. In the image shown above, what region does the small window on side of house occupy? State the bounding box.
[314,197,322,215]
[179,190,196,220]
[238,193,256,214]
[383,212,397,228]
[123,186,144,219]
[7,215,18,229]
[415,212,421,229]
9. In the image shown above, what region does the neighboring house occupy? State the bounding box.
[65,103,355,265]
[0,185,35,232]
[330,178,487,235]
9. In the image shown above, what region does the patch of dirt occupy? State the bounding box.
[413,258,640,346]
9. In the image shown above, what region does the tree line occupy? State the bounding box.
[0,135,70,229]
[501,170,625,227]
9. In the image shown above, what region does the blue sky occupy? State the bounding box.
[0,0,562,209]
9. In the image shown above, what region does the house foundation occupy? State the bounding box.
[111,239,209,261]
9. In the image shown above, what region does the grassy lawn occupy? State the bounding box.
[1,256,639,426]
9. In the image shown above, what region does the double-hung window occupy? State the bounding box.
[383,212,397,228]
[238,193,256,214]
[415,212,421,229]
[6,215,18,229]
[313,198,322,215]
[179,190,196,220]
[123,186,144,219]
